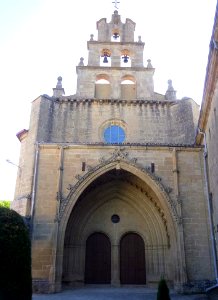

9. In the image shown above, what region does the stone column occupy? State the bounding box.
[111,243,120,286]
[172,148,187,291]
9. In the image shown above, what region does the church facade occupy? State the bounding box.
[12,10,216,293]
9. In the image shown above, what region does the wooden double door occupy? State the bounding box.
[85,232,146,284]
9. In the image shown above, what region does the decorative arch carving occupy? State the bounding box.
[57,148,179,225]
[122,178,171,247]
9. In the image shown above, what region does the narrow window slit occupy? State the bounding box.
[151,163,155,173]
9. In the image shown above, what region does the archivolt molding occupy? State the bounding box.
[57,148,180,224]
[123,178,170,247]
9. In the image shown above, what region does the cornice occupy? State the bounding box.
[37,142,203,150]
[54,96,176,106]
[76,65,154,72]
[87,41,145,46]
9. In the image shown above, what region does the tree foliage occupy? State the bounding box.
[0,207,32,300]
[0,200,10,208]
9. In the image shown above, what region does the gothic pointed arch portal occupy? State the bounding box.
[57,156,185,289]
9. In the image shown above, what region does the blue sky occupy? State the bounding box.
[0,0,217,200]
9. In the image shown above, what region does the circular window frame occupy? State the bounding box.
[111,214,120,223]
[100,119,127,144]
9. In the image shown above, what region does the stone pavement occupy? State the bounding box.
[33,287,208,300]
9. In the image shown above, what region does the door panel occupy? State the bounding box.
[85,232,111,284]
[120,233,146,284]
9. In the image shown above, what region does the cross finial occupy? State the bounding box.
[112,0,120,9]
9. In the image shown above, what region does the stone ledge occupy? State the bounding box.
[54,97,176,105]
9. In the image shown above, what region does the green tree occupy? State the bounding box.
[157,278,171,300]
[0,207,32,300]
[0,200,10,208]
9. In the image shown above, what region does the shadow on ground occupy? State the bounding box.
[33,286,208,300]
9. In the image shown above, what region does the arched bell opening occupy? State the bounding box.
[120,49,131,67]
[61,167,178,288]
[111,28,120,42]
[95,74,111,99]
[121,75,136,99]
[100,49,111,66]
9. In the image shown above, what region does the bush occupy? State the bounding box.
[0,207,32,300]
[157,278,171,300]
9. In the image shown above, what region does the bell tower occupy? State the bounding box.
[76,10,155,100]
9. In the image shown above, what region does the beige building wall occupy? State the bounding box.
[25,144,213,292]
[197,4,218,266]
[204,80,218,241]
[13,95,198,145]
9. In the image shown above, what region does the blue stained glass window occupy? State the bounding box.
[104,125,125,143]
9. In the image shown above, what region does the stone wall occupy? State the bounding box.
[12,97,44,216]
[204,80,218,254]
[29,144,213,292]
[12,94,199,220]
[196,5,218,263]
[76,66,154,98]
[32,96,199,145]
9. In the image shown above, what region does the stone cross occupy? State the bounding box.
[112,0,120,9]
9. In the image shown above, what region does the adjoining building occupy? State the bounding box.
[196,0,218,287]
[12,8,217,293]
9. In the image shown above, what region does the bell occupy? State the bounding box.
[113,32,119,39]
[103,55,109,63]
[122,55,129,63]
